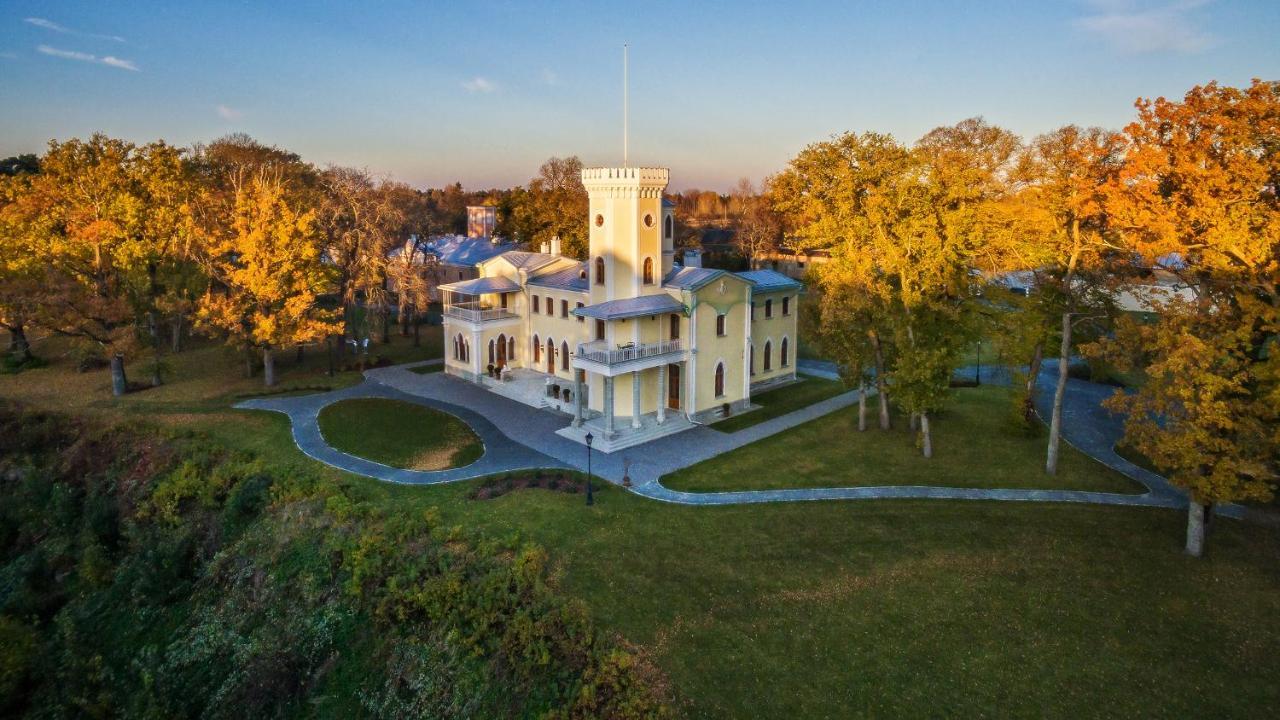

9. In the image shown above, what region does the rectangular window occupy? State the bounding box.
[670,314,680,340]
[765,299,773,318]
[595,319,605,341]
[782,296,791,316]
[532,295,540,313]
[545,296,553,315]
[561,299,568,318]
[716,313,726,337]
[577,302,584,322]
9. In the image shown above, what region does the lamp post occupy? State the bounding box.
[584,432,594,506]
[975,339,982,386]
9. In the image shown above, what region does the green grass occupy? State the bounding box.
[317,398,482,470]
[407,362,444,374]
[667,386,1142,494]
[7,325,1280,718]
[712,376,847,433]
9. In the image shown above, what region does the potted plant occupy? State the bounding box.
[622,457,633,487]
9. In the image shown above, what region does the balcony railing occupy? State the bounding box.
[576,338,683,366]
[443,301,517,323]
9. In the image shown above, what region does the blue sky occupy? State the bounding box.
[1,1,1277,190]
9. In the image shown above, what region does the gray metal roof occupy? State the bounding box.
[427,236,516,266]
[662,266,725,291]
[496,250,559,272]
[438,275,522,295]
[735,269,803,292]
[574,294,685,320]
[527,263,589,292]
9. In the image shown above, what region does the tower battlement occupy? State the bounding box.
[581,167,669,184]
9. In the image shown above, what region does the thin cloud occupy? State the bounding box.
[462,76,496,93]
[38,44,139,71]
[24,17,126,43]
[216,104,243,121]
[1074,0,1213,54]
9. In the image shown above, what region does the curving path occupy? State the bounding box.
[236,358,1245,517]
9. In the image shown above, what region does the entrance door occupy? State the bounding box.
[546,341,556,374]
[496,334,507,367]
[667,363,681,410]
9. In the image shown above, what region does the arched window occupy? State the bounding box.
[595,256,605,285]
[664,215,673,239]
[462,338,469,363]
[561,341,569,370]
[764,341,772,371]
[714,362,725,398]
[533,334,541,363]
[508,336,515,361]
[643,257,654,284]
[488,339,495,365]
[452,335,459,360]
[546,337,555,373]
[781,337,789,367]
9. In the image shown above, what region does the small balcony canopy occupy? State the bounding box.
[438,276,522,296]
[573,294,685,321]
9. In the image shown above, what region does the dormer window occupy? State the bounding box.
[643,257,654,285]
[595,257,605,285]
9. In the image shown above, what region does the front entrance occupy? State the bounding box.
[496,333,507,367]
[667,363,681,410]
[546,341,556,374]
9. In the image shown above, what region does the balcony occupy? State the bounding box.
[443,301,518,324]
[574,339,684,375]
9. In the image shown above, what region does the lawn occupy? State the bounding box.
[407,362,444,374]
[318,397,482,470]
[5,333,1280,718]
[665,385,1143,494]
[712,375,847,433]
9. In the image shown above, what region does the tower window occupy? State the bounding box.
[644,213,654,228]
[595,257,605,285]
[664,215,673,240]
[716,313,726,337]
[643,257,654,285]
[595,214,604,227]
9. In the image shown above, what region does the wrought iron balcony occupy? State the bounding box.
[575,338,683,366]
[443,301,517,323]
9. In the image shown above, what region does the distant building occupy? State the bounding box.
[752,248,830,280]
[466,205,497,239]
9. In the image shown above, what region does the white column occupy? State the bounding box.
[573,370,584,427]
[471,328,482,379]
[657,364,667,424]
[604,376,616,437]
[631,371,642,429]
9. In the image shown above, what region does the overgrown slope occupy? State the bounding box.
[0,402,669,718]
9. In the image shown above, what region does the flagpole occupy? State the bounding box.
[623,43,629,167]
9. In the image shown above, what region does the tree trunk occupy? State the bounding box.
[1185,500,1206,557]
[412,317,421,348]
[263,346,276,387]
[871,332,890,430]
[110,354,128,396]
[857,380,867,432]
[381,312,390,344]
[920,412,933,458]
[400,307,410,336]
[148,311,163,387]
[171,313,184,353]
[296,344,304,363]
[326,337,335,377]
[1024,341,1044,423]
[245,348,255,378]
[909,412,918,431]
[8,325,32,363]
[1046,312,1072,475]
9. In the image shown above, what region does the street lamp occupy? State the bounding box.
[584,433,594,506]
[975,339,982,386]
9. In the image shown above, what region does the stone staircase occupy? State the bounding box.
[555,412,695,453]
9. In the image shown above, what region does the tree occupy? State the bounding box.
[1011,126,1127,474]
[731,179,781,266]
[506,156,588,258]
[196,170,340,387]
[0,162,44,366]
[6,136,193,395]
[1092,79,1280,556]
[386,235,439,348]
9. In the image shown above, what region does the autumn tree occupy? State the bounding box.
[196,170,340,387]
[730,178,781,266]
[386,234,439,347]
[506,156,589,258]
[5,136,193,395]
[1092,79,1280,556]
[1005,126,1128,473]
[0,161,43,366]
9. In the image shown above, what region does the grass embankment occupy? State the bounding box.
[666,385,1142,494]
[5,330,1280,718]
[711,376,846,433]
[318,398,482,470]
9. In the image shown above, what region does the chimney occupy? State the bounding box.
[540,241,550,254]
[684,249,703,268]
[550,235,561,256]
